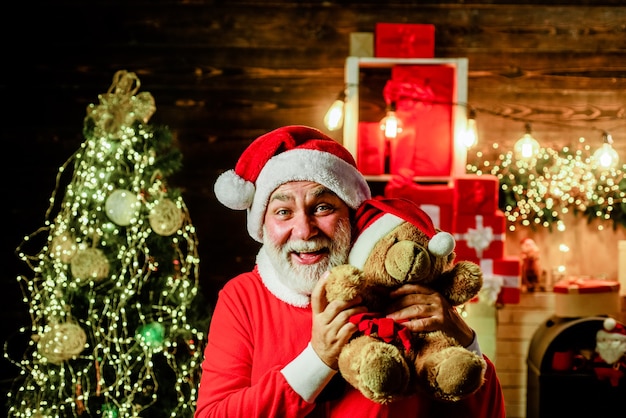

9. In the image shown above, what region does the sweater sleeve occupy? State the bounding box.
[194,278,315,418]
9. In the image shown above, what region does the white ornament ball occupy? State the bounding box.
[149,198,184,236]
[38,322,87,364]
[70,248,110,282]
[105,189,139,226]
[50,232,77,263]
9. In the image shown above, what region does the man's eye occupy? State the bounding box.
[315,204,332,214]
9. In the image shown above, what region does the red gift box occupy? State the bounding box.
[494,257,521,304]
[357,122,385,175]
[384,177,455,231]
[497,287,521,305]
[375,23,435,58]
[454,174,500,215]
[553,278,620,294]
[553,278,621,317]
[385,65,455,177]
[478,258,521,305]
[453,212,506,263]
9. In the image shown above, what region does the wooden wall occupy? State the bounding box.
[3,0,626,411]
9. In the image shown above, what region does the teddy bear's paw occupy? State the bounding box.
[443,262,483,305]
[339,338,411,404]
[422,346,487,402]
[325,264,364,302]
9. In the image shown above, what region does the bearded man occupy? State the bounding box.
[195,125,505,417]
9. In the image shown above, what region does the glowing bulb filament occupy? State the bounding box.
[380,112,402,139]
[324,99,345,131]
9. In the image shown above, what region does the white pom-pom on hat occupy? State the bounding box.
[604,317,617,331]
[214,169,255,210]
[429,231,455,257]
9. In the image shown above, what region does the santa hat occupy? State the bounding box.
[214,125,371,242]
[348,197,456,269]
[598,317,626,341]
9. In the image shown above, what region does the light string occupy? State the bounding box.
[325,89,626,230]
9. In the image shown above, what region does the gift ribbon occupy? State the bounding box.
[478,259,505,306]
[455,215,505,258]
[382,79,435,110]
[349,312,412,351]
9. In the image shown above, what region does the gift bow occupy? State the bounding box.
[86,70,156,140]
[478,259,504,306]
[349,312,412,351]
[455,215,504,258]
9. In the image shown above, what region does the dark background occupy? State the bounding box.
[2,0,626,413]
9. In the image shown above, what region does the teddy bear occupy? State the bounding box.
[325,197,487,404]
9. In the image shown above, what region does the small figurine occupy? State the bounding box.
[592,317,626,387]
[520,237,541,292]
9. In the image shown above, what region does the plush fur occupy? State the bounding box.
[325,220,487,404]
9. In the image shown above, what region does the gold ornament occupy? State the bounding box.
[105,189,140,226]
[149,199,184,236]
[70,248,110,282]
[38,321,87,364]
[50,232,77,263]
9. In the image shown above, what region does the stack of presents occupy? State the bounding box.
[355,23,521,306]
[384,175,520,306]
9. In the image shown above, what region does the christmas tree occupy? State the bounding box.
[5,70,208,417]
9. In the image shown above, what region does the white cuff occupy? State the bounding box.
[465,330,483,357]
[281,343,337,403]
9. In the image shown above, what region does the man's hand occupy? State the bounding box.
[385,283,474,347]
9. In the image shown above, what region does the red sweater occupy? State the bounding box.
[195,267,506,417]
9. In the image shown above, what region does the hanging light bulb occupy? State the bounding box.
[592,131,619,169]
[323,90,346,131]
[514,122,540,159]
[380,101,402,139]
[462,108,478,148]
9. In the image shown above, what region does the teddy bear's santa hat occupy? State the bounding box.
[349,197,456,269]
[214,125,371,242]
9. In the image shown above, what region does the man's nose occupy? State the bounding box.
[292,212,318,240]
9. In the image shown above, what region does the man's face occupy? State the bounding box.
[262,181,352,294]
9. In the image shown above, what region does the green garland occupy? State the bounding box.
[467,144,626,231]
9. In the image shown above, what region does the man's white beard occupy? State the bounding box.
[596,338,626,364]
[262,219,352,295]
